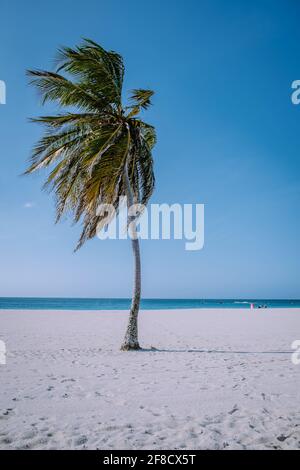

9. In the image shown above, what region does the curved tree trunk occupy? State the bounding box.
[121,164,141,351]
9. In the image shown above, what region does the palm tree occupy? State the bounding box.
[25,39,156,350]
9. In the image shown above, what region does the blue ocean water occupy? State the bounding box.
[0,297,299,310]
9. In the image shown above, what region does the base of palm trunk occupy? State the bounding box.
[120,341,141,351]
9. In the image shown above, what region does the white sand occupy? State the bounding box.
[0,308,300,450]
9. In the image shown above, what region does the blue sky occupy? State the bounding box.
[0,0,299,298]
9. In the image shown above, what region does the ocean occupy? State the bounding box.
[0,297,299,310]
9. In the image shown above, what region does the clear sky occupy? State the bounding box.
[0,0,299,298]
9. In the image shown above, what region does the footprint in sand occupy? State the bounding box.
[74,435,88,446]
[228,405,239,415]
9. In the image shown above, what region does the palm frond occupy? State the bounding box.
[27,70,107,111]
[55,38,124,107]
[25,39,156,250]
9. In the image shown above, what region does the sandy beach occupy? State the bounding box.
[0,308,300,450]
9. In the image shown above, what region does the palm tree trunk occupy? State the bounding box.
[121,164,141,351]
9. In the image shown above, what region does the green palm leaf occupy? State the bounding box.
[25,39,156,250]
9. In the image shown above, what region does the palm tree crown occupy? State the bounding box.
[25,39,156,250]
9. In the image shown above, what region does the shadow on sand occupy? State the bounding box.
[139,348,292,354]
